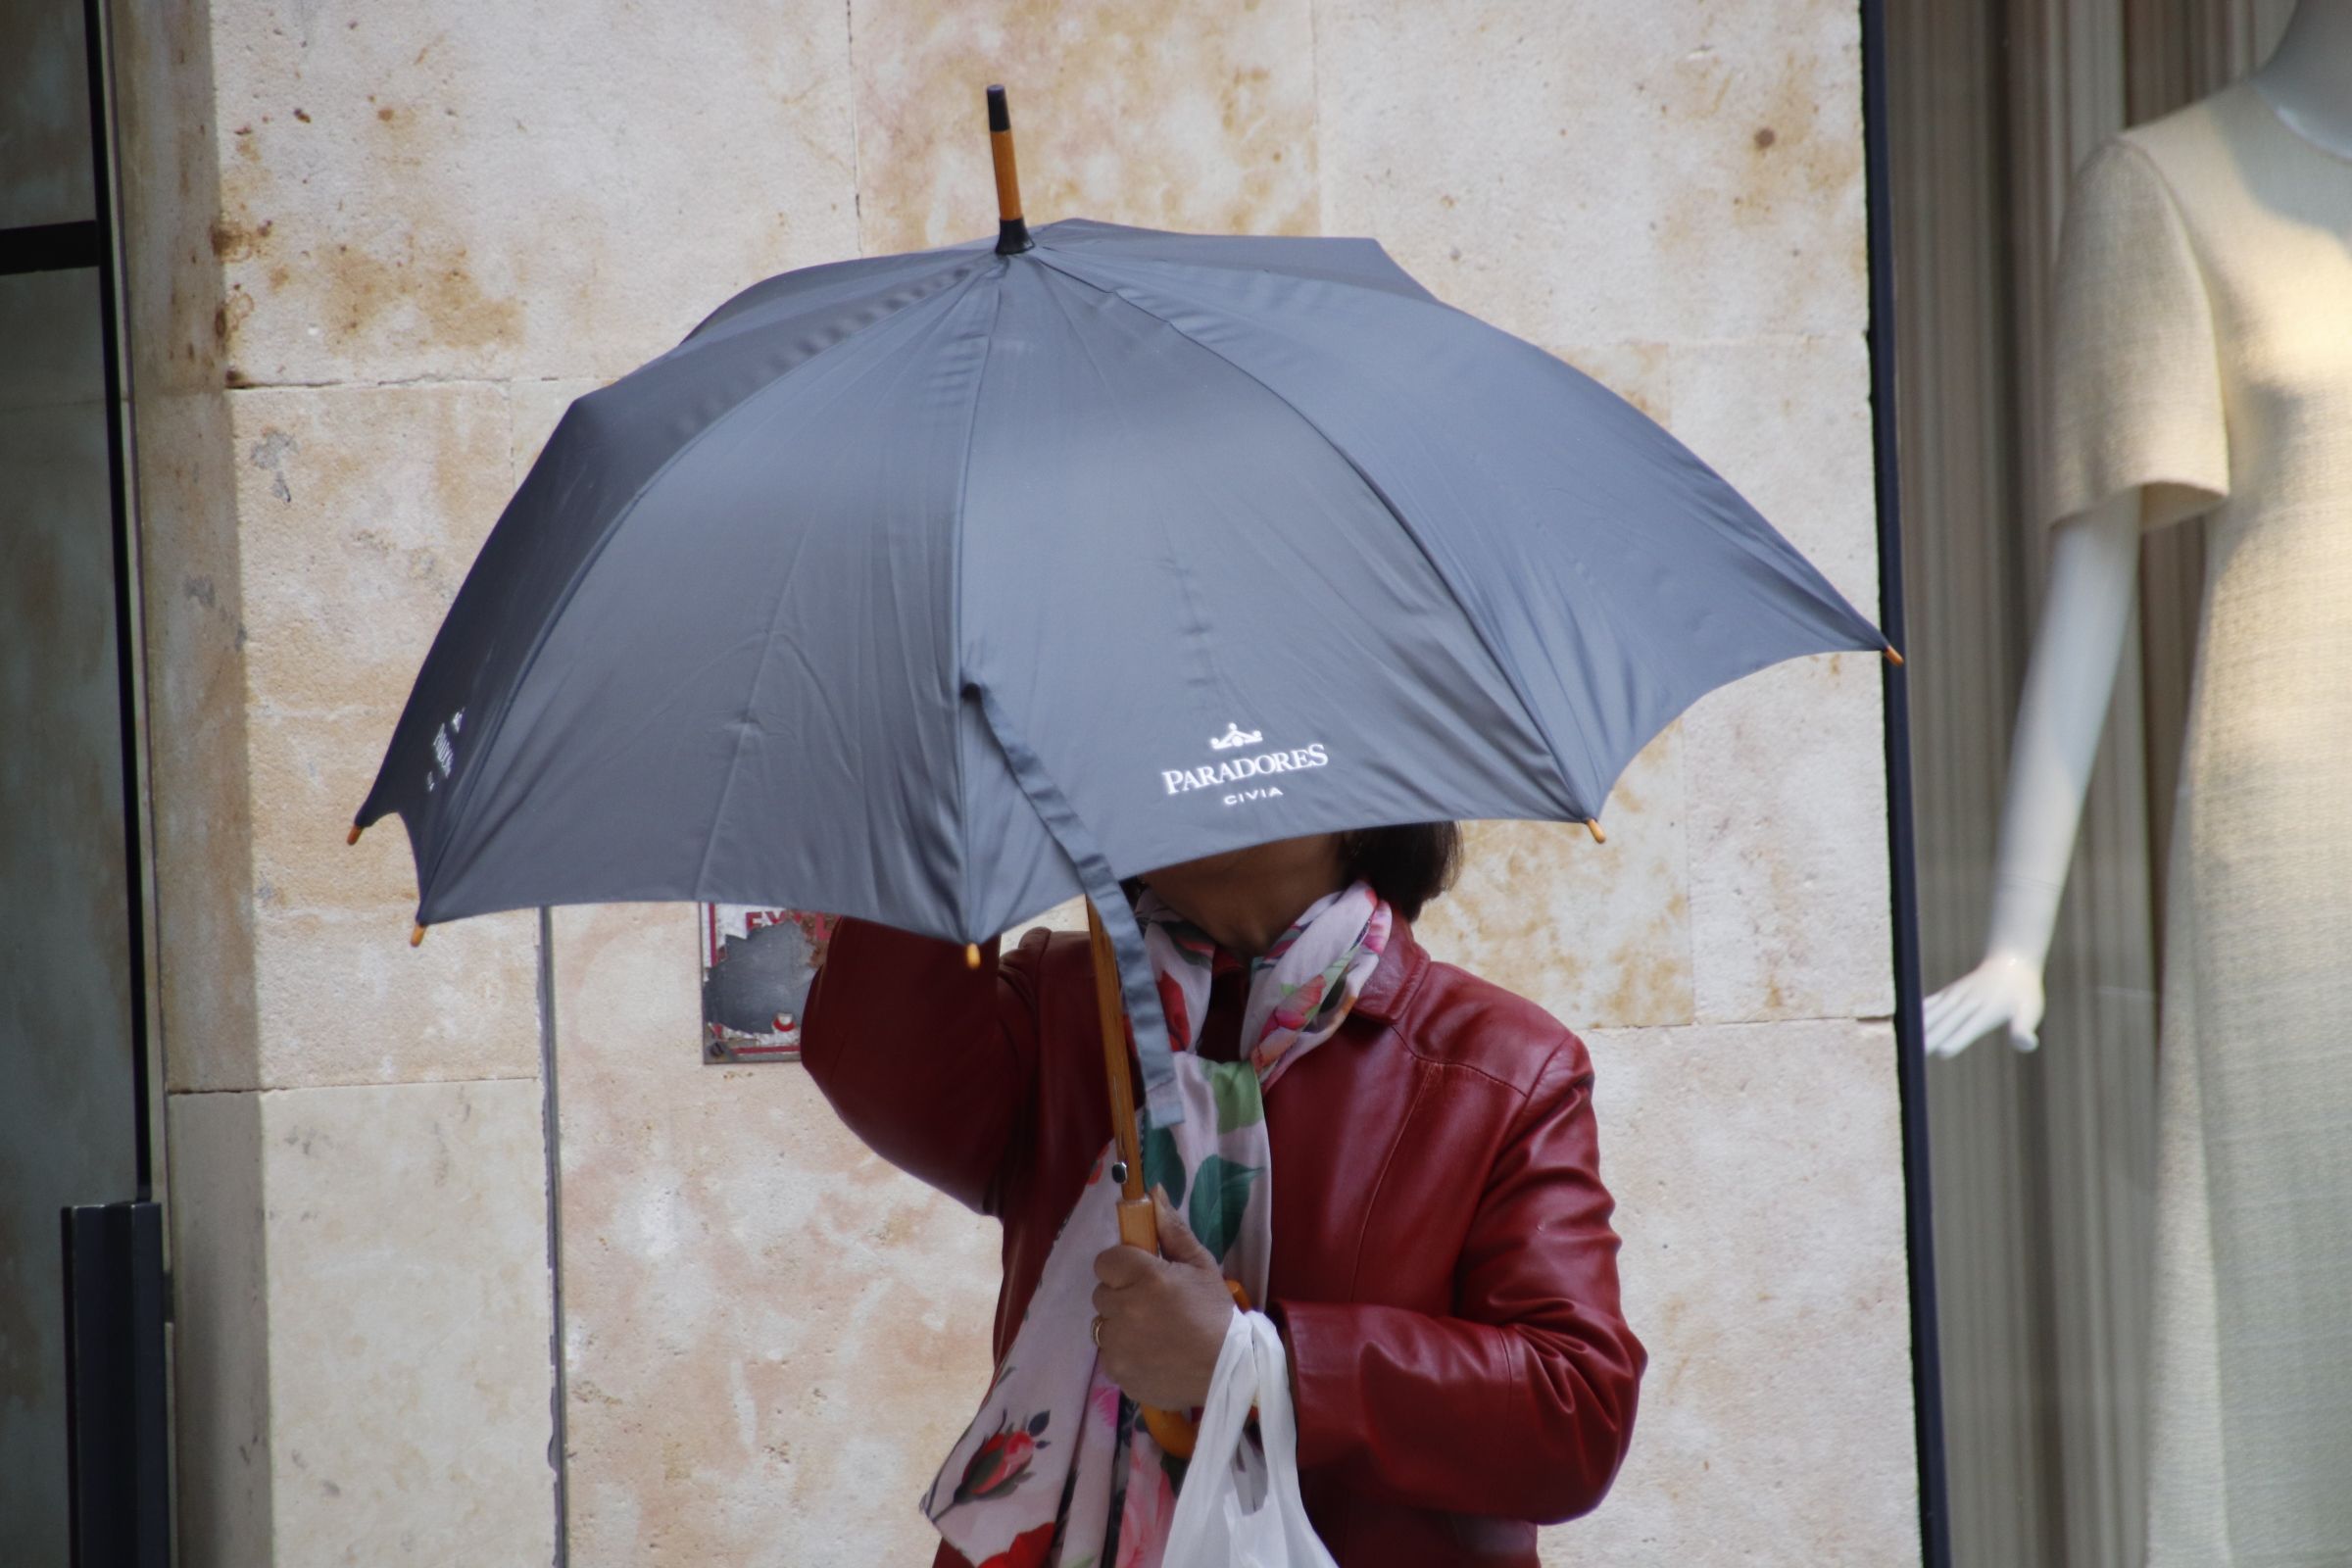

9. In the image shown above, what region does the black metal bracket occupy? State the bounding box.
[0,218,101,275]
[62,1200,171,1568]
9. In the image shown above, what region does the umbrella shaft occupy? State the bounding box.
[1086,899,1150,1211]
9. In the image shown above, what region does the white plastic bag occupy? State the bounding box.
[1161,1309,1341,1568]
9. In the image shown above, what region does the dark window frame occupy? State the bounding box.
[1860,1,1955,1565]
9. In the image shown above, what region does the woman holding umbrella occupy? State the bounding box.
[353,81,1886,1568]
[801,822,1644,1568]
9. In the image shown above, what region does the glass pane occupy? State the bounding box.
[1891,3,2314,1565]
[0,0,96,228]
[0,264,136,1564]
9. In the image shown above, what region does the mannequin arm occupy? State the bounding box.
[1924,492,2141,1056]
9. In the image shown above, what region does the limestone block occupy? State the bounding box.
[1682,654,1890,1024]
[133,389,262,1094]
[167,1079,556,1567]
[263,1079,557,1564]
[1668,335,1879,616]
[247,906,539,1088]
[847,0,1321,255]
[205,0,859,385]
[1415,727,1692,1030]
[228,382,514,721]
[213,381,541,1085]
[553,903,1001,1564]
[1669,336,1891,1022]
[1550,1021,1918,1563]
[167,1092,273,1568]
[1315,0,1866,346]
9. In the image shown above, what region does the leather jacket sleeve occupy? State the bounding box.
[798,916,1047,1216]
[1267,1034,1643,1525]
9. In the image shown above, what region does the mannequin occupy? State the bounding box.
[1926,0,2352,1054]
[1925,3,2352,1559]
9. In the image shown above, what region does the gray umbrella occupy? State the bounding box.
[354,87,1890,1131]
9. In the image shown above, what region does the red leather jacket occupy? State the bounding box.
[800,913,1643,1567]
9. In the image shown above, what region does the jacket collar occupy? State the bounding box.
[1351,914,1427,1024]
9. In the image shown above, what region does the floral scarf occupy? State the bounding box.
[922,880,1394,1568]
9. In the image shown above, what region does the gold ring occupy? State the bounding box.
[1091,1315,1105,1348]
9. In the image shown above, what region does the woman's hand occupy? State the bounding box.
[1091,1187,1236,1410]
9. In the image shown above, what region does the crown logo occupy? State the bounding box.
[1208,721,1263,752]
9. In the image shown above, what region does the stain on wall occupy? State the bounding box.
[847,0,1322,255]
[203,0,862,386]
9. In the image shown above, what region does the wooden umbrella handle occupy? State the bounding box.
[1086,900,1158,1248]
[1084,900,1250,1458]
[1140,1279,1252,1459]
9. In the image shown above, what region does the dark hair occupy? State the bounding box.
[1339,822,1461,922]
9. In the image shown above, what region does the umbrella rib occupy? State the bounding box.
[416,262,993,916]
[1027,261,1223,711]
[1057,252,1887,663]
[971,684,1184,1130]
[1023,247,1606,816]
[684,265,1001,906]
[945,270,1008,934]
[1034,220,1440,306]
[678,235,998,345]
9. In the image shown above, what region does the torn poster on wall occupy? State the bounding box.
[700,906,837,1063]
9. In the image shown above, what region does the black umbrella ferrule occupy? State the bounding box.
[997,218,1034,255]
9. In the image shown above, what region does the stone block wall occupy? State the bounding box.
[122,2,1916,1562]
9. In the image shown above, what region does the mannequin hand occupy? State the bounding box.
[1090,1187,1236,1410]
[1924,951,2045,1057]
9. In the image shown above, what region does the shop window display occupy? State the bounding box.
[1902,1,2348,1561]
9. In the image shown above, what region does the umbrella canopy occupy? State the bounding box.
[356,123,1887,1123]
